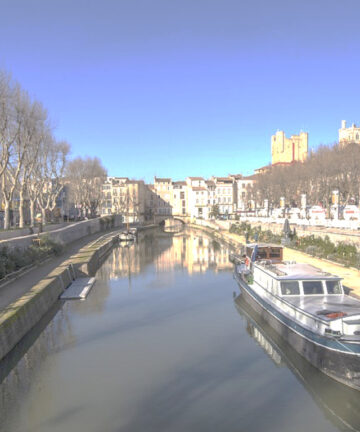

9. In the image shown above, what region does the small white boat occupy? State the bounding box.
[119,232,136,242]
[234,244,360,390]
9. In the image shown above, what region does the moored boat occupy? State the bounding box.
[229,243,283,265]
[234,293,360,431]
[234,245,360,390]
[119,231,136,242]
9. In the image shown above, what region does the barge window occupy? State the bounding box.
[270,248,281,258]
[303,281,323,295]
[258,248,267,259]
[281,281,300,295]
[326,280,342,294]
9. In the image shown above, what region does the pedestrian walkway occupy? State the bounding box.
[0,229,120,311]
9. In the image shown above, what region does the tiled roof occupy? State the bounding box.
[154,177,171,182]
[188,176,204,180]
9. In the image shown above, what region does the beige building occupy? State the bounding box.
[339,120,360,147]
[271,130,308,165]
[101,177,146,222]
[153,177,173,216]
[212,176,235,216]
[230,174,255,211]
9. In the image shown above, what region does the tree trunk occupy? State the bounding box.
[30,200,35,227]
[41,207,46,226]
[4,200,10,230]
[19,189,25,228]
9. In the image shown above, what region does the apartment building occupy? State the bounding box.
[153,177,173,216]
[101,177,146,222]
[212,177,235,216]
[186,177,209,219]
[230,174,255,212]
[172,181,187,216]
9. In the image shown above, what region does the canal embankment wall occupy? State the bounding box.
[0,215,123,251]
[0,232,119,362]
[236,219,360,248]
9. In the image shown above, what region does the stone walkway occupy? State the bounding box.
[0,229,120,311]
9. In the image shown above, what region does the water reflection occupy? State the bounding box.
[234,293,360,432]
[0,302,74,432]
[98,227,233,281]
[1,228,352,432]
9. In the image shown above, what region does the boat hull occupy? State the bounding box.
[235,272,360,390]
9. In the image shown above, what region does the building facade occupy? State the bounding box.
[339,120,360,147]
[212,176,235,216]
[101,177,146,222]
[271,130,308,165]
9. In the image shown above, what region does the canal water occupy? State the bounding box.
[1,227,360,432]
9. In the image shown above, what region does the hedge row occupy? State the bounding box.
[229,222,360,269]
[0,236,64,280]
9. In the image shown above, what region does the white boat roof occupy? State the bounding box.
[246,243,283,249]
[258,262,341,280]
[285,295,360,319]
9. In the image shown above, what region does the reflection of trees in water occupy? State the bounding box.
[234,294,360,432]
[0,303,73,432]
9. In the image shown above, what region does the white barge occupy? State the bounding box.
[234,246,360,390]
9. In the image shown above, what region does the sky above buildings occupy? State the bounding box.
[0,0,359,182]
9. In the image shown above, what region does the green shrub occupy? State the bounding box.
[229,222,360,269]
[0,237,64,281]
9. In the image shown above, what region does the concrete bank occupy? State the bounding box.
[0,215,122,251]
[0,232,119,362]
[189,222,360,297]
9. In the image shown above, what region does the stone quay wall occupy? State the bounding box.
[0,233,119,362]
[0,215,123,251]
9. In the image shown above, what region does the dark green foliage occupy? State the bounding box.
[229,223,282,244]
[0,237,64,280]
[229,223,360,269]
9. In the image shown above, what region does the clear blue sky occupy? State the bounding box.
[0,0,359,182]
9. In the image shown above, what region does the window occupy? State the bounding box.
[326,280,342,294]
[303,281,324,295]
[269,248,281,258]
[281,281,300,295]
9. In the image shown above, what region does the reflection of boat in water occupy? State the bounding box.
[234,244,360,391]
[234,293,360,432]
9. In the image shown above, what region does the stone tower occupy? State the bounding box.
[339,120,360,147]
[271,130,308,165]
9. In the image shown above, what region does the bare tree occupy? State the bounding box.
[17,100,49,227]
[66,156,107,218]
[36,140,70,225]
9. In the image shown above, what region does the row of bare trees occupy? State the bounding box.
[251,143,360,211]
[0,70,107,229]
[0,71,70,229]
[66,156,107,218]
